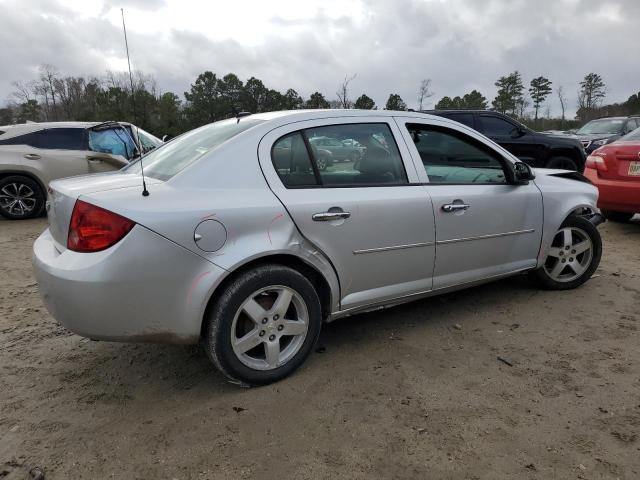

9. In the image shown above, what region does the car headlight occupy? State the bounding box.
[592,138,609,147]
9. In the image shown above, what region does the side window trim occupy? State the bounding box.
[300,131,323,186]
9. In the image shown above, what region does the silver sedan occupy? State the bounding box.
[33,110,604,386]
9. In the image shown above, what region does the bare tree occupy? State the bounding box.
[556,85,567,122]
[39,64,59,120]
[11,80,36,103]
[336,74,356,109]
[418,78,433,110]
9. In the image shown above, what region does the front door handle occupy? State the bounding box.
[442,203,470,212]
[312,210,351,221]
[23,153,41,160]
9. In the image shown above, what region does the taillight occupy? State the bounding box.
[67,200,135,252]
[585,152,608,172]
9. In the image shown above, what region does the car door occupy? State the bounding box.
[25,128,90,183]
[396,118,543,289]
[258,117,435,311]
[478,114,542,166]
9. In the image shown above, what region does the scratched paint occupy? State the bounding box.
[186,271,210,305]
[267,213,285,245]
[201,213,217,221]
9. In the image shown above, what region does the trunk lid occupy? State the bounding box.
[597,142,640,181]
[46,171,162,251]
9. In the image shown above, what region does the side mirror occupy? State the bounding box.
[512,162,535,184]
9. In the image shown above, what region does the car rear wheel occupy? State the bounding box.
[0,175,45,220]
[530,215,602,290]
[546,156,578,171]
[601,210,635,223]
[204,264,322,386]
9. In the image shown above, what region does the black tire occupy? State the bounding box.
[601,210,635,223]
[530,215,602,290]
[546,156,578,171]
[204,264,322,386]
[0,175,45,220]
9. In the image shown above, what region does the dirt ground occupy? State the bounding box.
[1,216,639,480]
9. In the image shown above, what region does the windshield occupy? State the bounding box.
[620,127,640,142]
[577,119,624,135]
[124,118,264,181]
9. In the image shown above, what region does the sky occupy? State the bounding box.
[0,0,639,117]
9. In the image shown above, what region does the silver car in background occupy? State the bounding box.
[33,110,604,386]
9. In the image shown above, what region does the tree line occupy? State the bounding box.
[2,64,639,137]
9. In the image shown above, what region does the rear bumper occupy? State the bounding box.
[33,226,225,344]
[584,169,640,213]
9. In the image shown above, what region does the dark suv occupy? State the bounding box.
[423,110,586,171]
[572,116,640,154]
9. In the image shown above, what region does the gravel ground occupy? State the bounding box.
[1,216,639,480]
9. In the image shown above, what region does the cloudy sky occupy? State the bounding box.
[1,0,638,116]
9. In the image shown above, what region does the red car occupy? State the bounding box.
[584,128,640,222]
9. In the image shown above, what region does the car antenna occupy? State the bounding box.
[121,8,149,197]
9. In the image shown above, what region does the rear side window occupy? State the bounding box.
[271,123,408,188]
[480,116,517,136]
[33,128,85,150]
[407,124,507,184]
[272,132,318,187]
[0,128,84,149]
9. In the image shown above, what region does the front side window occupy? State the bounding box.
[136,128,163,153]
[480,116,518,136]
[89,127,137,159]
[445,113,474,128]
[407,124,507,184]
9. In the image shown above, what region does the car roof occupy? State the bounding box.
[0,121,137,138]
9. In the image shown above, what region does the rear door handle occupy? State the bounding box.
[442,203,470,212]
[23,153,41,160]
[312,211,351,221]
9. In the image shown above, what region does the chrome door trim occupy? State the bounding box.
[353,241,434,255]
[437,228,536,245]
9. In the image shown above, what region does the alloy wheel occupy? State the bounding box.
[0,182,37,217]
[231,285,309,370]
[544,227,593,282]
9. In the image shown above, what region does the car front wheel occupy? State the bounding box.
[204,265,322,386]
[530,215,602,290]
[0,175,45,220]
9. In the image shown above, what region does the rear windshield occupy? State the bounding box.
[124,118,264,181]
